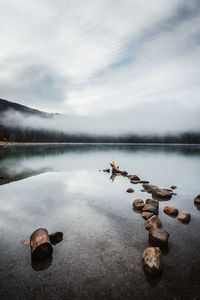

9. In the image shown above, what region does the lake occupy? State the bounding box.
[0,143,200,300]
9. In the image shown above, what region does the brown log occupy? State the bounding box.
[30,228,53,261]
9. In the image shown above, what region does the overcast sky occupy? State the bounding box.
[0,0,200,134]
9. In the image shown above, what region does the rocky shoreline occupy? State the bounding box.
[102,160,196,277]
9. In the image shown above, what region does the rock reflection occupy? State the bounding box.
[32,255,53,272]
[194,203,200,211]
[143,267,163,287]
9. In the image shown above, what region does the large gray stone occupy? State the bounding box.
[133,199,144,210]
[149,228,169,249]
[145,215,162,230]
[143,247,163,275]
[142,212,154,220]
[143,184,176,199]
[146,199,159,209]
[142,204,158,215]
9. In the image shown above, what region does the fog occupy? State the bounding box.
[1,101,199,136]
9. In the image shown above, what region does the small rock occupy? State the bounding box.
[171,185,177,190]
[145,215,162,230]
[142,204,158,215]
[126,188,134,193]
[142,212,154,220]
[164,206,178,216]
[128,175,140,180]
[133,199,145,210]
[178,212,191,224]
[141,189,146,192]
[149,228,169,249]
[194,194,200,204]
[49,232,63,245]
[131,180,149,184]
[103,168,110,173]
[143,247,163,275]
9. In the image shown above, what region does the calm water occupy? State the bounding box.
[0,143,200,300]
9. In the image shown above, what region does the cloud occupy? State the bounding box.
[0,0,199,132]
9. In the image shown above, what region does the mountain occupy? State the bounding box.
[0,98,52,118]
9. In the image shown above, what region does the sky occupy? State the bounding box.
[0,0,200,134]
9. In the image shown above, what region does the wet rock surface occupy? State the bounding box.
[133,199,145,210]
[142,204,158,215]
[127,175,140,180]
[164,206,178,216]
[131,180,149,184]
[143,247,163,275]
[178,212,191,224]
[145,215,162,230]
[142,212,154,220]
[149,228,169,249]
[49,232,63,245]
[146,199,159,209]
[126,188,134,193]
[143,184,176,199]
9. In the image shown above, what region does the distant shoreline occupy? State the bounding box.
[1,142,200,146]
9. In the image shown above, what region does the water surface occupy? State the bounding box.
[0,144,200,300]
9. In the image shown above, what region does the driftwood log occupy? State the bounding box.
[110,160,128,176]
[30,228,53,261]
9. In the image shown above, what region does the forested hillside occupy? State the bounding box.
[0,98,200,143]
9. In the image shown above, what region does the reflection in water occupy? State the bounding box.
[32,255,53,272]
[0,168,50,186]
[0,144,200,299]
[195,203,200,211]
[143,267,163,287]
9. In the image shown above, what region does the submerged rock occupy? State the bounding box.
[145,215,162,230]
[142,212,154,220]
[133,199,145,210]
[143,247,163,275]
[194,194,200,204]
[178,212,191,224]
[143,184,176,199]
[149,228,169,249]
[142,204,158,215]
[164,206,178,216]
[126,188,134,193]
